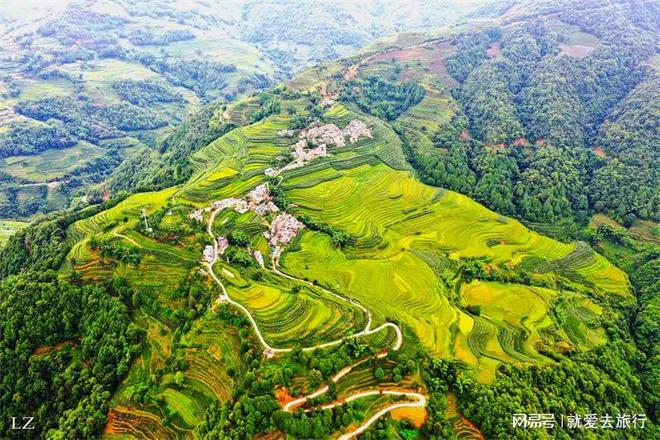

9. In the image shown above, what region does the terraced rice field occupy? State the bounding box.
[282,232,457,356]
[446,392,484,440]
[286,60,345,92]
[59,96,629,386]
[224,277,368,347]
[56,89,634,437]
[284,161,628,287]
[106,311,245,438]
[0,141,107,181]
[359,41,456,84]
[87,101,623,382]
[180,117,290,203]
[456,280,605,374]
[397,80,456,158]
[333,357,418,401]
[104,406,179,440]
[273,120,628,378]
[64,187,178,271]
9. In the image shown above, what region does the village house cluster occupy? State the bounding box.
[199,120,370,265]
[275,119,372,174]
[203,245,215,263]
[189,208,206,222]
[277,129,295,137]
[216,236,229,255]
[247,184,280,215]
[301,122,347,147]
[267,213,305,258]
[190,183,280,225]
[253,250,265,268]
[344,120,372,143]
[189,210,204,222]
[197,182,301,264]
[321,97,335,107]
[203,232,229,264]
[291,139,327,164]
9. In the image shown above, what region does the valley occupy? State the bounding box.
[0,0,494,222]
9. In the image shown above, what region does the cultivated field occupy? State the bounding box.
[0,141,107,181]
[0,220,26,245]
[60,92,630,437]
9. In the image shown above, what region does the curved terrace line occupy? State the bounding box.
[206,207,401,353]
[205,206,426,438]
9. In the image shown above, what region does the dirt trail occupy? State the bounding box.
[343,37,447,81]
[337,391,426,440]
[205,206,426,438]
[113,230,142,248]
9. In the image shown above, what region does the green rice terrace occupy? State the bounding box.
[2,2,658,439]
[55,59,631,437]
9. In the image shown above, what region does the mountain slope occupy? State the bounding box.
[0,1,658,439]
[0,0,495,221]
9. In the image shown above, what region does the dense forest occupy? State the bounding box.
[111,79,184,107]
[13,96,167,147]
[0,274,141,438]
[0,123,76,158]
[0,193,144,438]
[129,54,237,100]
[406,1,659,230]
[341,75,426,121]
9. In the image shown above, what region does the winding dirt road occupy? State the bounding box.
[337,391,426,440]
[206,206,426,438]
[207,207,401,353]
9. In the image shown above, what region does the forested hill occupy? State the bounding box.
[405,0,659,233]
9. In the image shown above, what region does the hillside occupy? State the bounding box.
[7,96,634,438]
[407,0,660,231]
[0,0,494,222]
[0,0,658,439]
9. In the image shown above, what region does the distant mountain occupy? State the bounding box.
[0,0,494,221]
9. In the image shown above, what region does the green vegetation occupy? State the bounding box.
[0,141,106,181]
[0,1,657,439]
[0,274,141,438]
[341,75,425,121]
[403,1,659,233]
[249,94,281,123]
[445,29,496,82]
[112,79,184,106]
[3,72,655,437]
[281,157,627,369]
[14,96,167,139]
[0,220,26,245]
[0,122,75,157]
[0,0,492,221]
